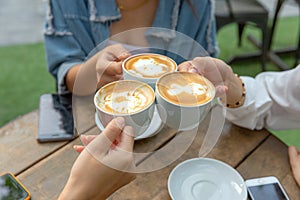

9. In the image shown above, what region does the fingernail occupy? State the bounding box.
[120,52,130,58]
[124,126,134,137]
[189,68,198,73]
[216,85,228,94]
[115,117,125,128]
[79,135,85,140]
[80,135,88,141]
[73,145,79,150]
[216,86,224,94]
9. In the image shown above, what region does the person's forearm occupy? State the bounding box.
[65,64,80,93]
[65,55,99,96]
[58,177,106,200]
[58,179,85,200]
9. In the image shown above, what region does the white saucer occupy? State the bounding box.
[95,106,163,140]
[168,158,247,200]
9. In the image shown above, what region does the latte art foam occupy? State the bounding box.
[101,91,147,114]
[157,72,214,106]
[125,54,176,78]
[167,83,209,97]
[97,81,154,114]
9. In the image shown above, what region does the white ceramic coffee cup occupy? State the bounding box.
[122,53,178,89]
[155,72,216,131]
[94,80,155,137]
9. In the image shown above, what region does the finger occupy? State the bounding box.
[178,61,192,72]
[73,145,85,153]
[191,57,225,84]
[190,59,207,75]
[102,117,126,143]
[97,60,123,77]
[116,52,131,61]
[107,44,130,59]
[97,74,123,88]
[106,61,123,75]
[189,68,198,73]
[288,146,300,186]
[289,146,300,168]
[85,117,126,155]
[80,135,97,146]
[192,57,226,75]
[215,85,228,97]
[118,126,135,152]
[115,74,123,80]
[110,133,122,149]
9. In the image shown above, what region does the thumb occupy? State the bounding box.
[118,126,135,152]
[85,117,125,156]
[80,135,97,146]
[102,117,126,143]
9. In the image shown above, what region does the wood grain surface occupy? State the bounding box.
[1,108,299,199]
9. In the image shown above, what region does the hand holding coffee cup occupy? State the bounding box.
[122,53,178,89]
[155,72,215,131]
[94,80,155,137]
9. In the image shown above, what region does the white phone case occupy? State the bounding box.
[246,176,290,200]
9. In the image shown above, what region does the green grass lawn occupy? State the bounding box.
[0,16,299,147]
[0,43,55,127]
[217,16,298,76]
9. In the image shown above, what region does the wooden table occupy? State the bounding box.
[1,97,300,199]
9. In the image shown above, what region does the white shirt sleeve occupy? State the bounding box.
[224,65,300,130]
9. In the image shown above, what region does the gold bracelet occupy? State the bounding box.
[221,74,246,108]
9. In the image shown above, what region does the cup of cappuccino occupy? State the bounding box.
[122,53,178,89]
[94,80,155,137]
[155,72,215,131]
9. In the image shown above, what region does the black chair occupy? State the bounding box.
[215,0,270,71]
[295,0,300,66]
[264,0,299,69]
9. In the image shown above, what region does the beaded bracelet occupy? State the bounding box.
[221,74,246,108]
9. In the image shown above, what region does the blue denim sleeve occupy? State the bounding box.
[200,17,218,58]
[171,0,218,60]
[193,0,219,57]
[44,0,86,94]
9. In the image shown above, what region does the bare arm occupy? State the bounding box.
[65,44,130,96]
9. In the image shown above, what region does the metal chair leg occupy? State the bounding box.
[238,23,246,47]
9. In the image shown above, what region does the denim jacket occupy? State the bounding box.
[44,0,218,93]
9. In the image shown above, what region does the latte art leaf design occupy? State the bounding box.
[131,58,169,78]
[124,54,176,79]
[157,72,214,106]
[167,83,209,97]
[101,90,148,114]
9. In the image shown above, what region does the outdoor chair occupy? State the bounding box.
[295,0,300,66]
[215,0,269,71]
[266,0,300,69]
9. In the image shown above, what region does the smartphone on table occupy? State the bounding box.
[37,93,75,142]
[246,176,290,200]
[0,172,31,200]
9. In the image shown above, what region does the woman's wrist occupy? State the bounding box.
[65,64,80,93]
[66,59,98,96]
[59,175,107,200]
[221,73,246,108]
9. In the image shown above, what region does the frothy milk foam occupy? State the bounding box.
[125,54,176,78]
[157,72,214,106]
[97,81,154,114]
